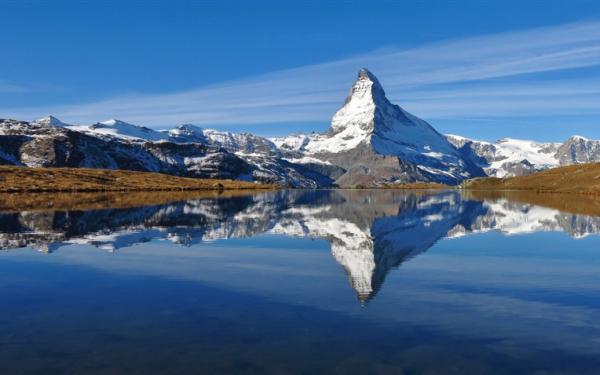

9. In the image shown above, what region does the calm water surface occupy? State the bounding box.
[1,190,600,374]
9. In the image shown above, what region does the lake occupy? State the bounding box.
[1,189,600,374]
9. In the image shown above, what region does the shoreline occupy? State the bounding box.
[0,166,275,193]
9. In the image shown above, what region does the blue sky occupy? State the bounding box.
[2,0,600,141]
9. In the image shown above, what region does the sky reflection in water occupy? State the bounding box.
[1,190,600,374]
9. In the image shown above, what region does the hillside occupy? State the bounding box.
[0,166,273,193]
[460,163,600,194]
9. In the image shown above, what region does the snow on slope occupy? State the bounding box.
[491,138,559,172]
[204,129,280,156]
[167,124,208,143]
[67,119,171,142]
[271,133,313,152]
[446,134,560,177]
[298,69,460,160]
[34,115,70,127]
[283,156,332,165]
[170,125,280,156]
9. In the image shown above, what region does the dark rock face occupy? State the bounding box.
[317,144,430,187]
[0,119,253,180]
[498,160,537,176]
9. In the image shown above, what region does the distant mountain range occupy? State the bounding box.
[1,69,599,187]
[446,134,600,177]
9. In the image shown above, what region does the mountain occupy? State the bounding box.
[0,117,328,187]
[168,124,281,156]
[2,68,600,186]
[272,68,486,186]
[447,134,600,177]
[168,125,334,187]
[0,117,252,179]
[556,135,600,165]
[446,135,561,177]
[34,115,69,127]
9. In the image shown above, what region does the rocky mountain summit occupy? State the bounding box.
[1,69,600,186]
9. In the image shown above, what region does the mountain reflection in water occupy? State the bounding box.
[2,189,600,304]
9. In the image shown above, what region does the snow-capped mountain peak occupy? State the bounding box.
[34,115,68,127]
[305,69,458,157]
[570,135,589,141]
[272,68,486,185]
[330,68,386,135]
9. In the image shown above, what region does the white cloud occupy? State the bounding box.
[3,20,600,128]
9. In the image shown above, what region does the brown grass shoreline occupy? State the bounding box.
[459,163,600,195]
[0,190,267,212]
[462,190,600,217]
[382,182,450,190]
[0,166,274,193]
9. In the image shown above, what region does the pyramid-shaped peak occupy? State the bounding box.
[356,68,384,89]
[343,68,388,106]
[331,69,392,135]
[357,68,378,82]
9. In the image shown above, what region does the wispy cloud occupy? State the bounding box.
[0,80,68,95]
[3,20,600,129]
[0,80,40,93]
